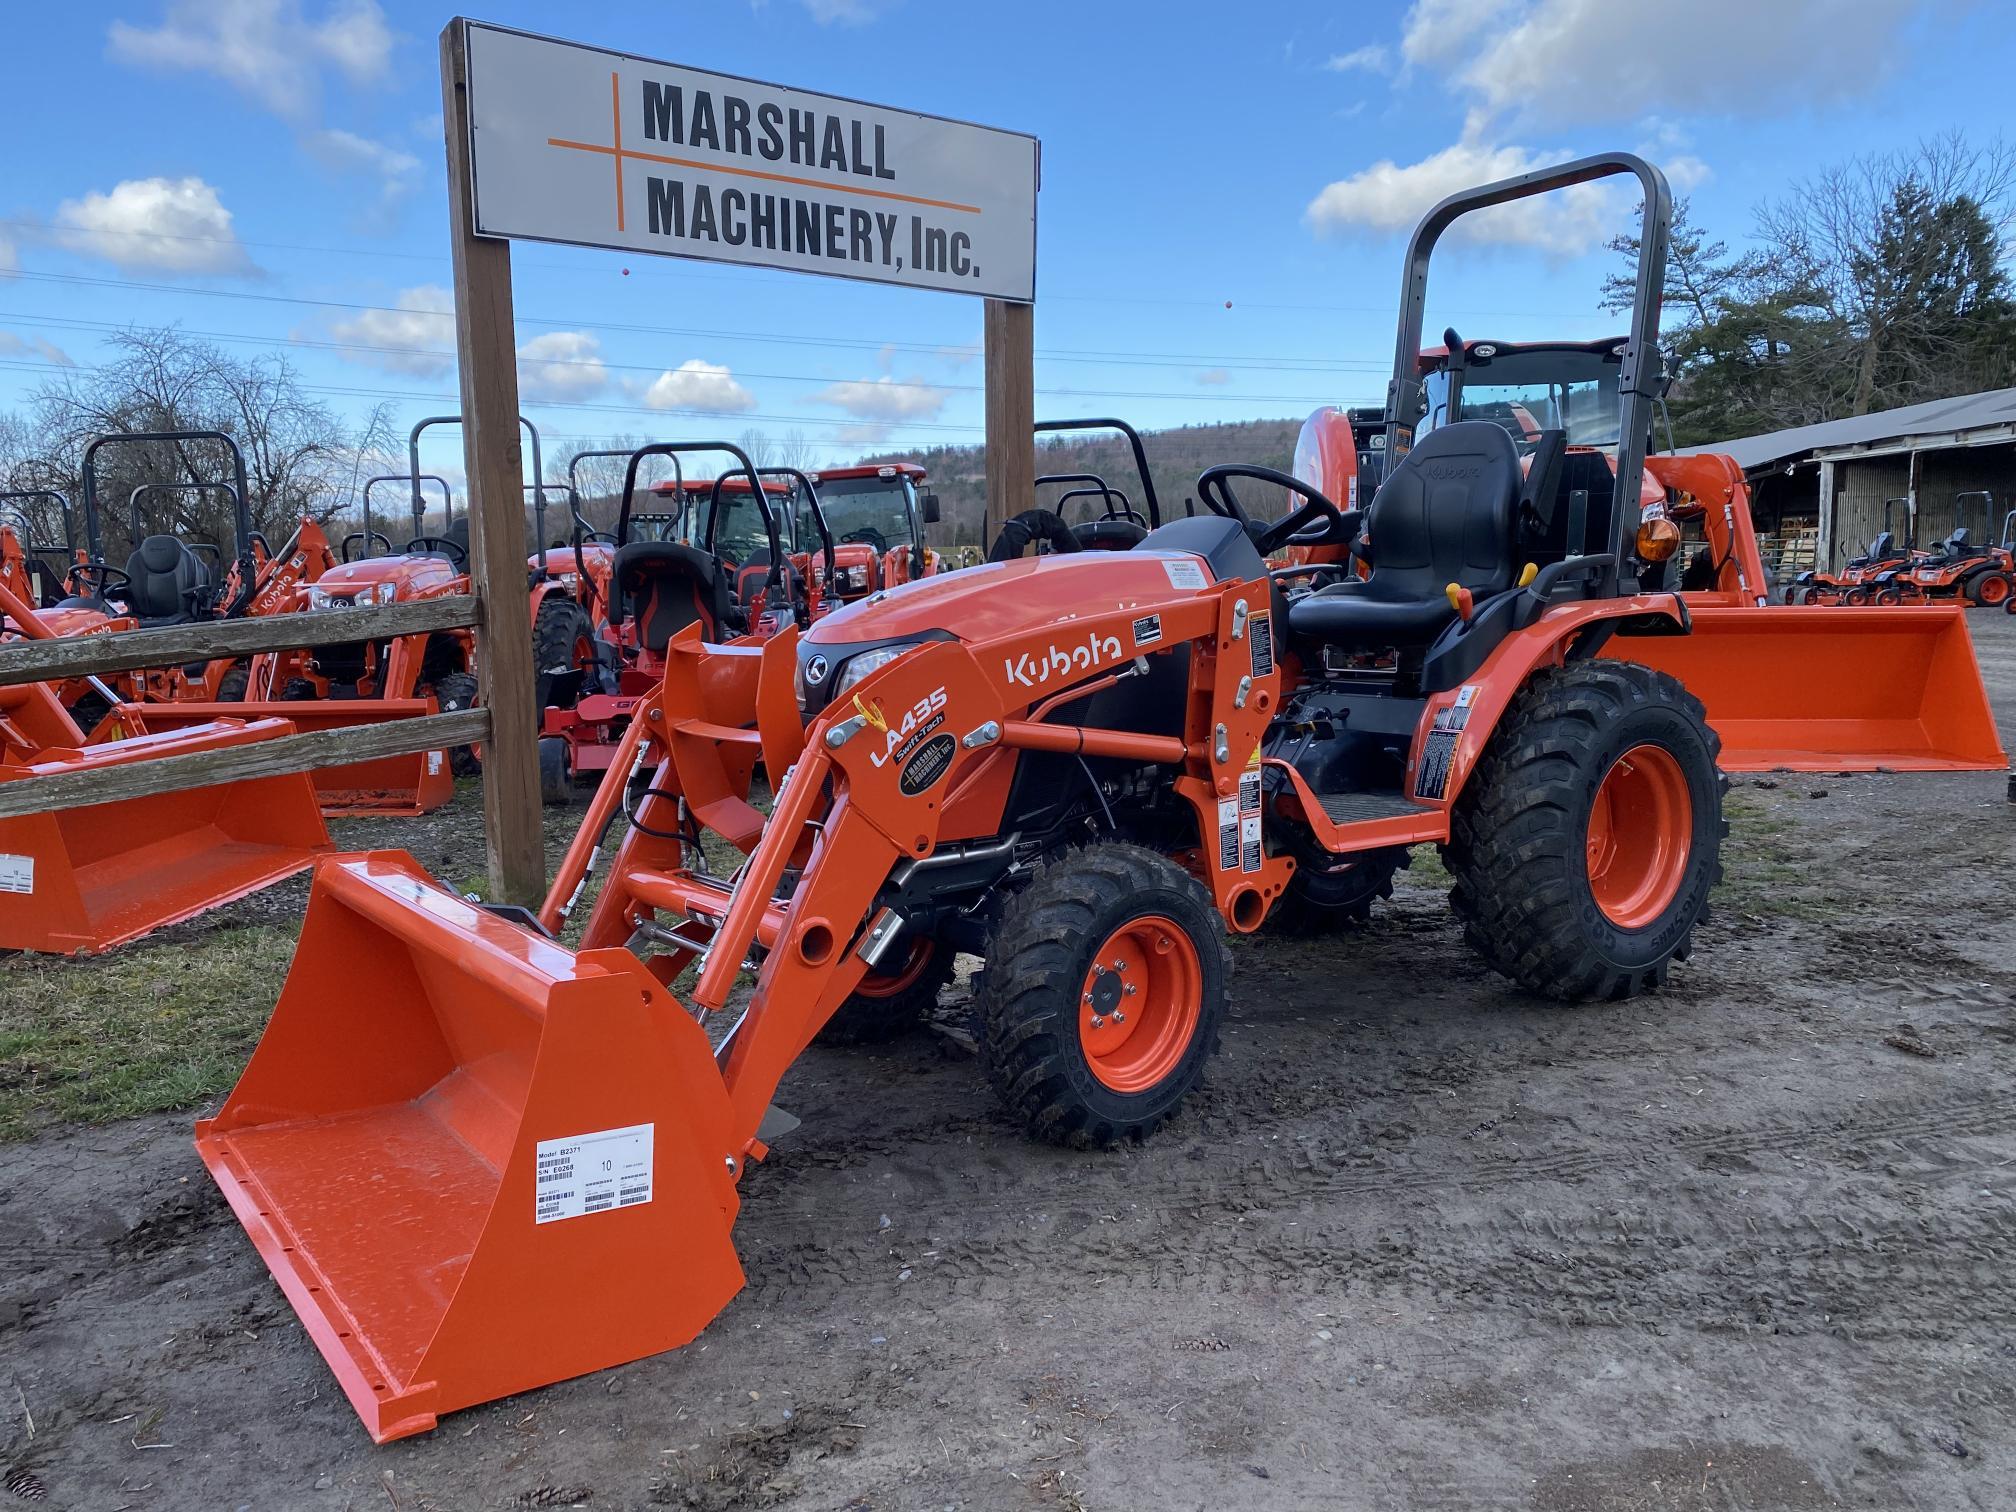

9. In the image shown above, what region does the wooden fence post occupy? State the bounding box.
[442,19,544,906]
[983,298,1035,549]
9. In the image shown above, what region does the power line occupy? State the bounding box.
[3,269,1380,372]
[0,310,1382,404]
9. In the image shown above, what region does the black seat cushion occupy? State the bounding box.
[613,540,736,652]
[734,552,805,620]
[1073,518,1148,550]
[1288,421,1519,650]
[121,535,210,624]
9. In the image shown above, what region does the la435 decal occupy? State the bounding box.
[868,686,950,769]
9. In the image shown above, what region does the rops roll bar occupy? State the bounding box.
[1034,417,1162,527]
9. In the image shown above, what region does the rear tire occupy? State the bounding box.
[431,670,481,776]
[977,843,1228,1147]
[1964,570,2012,607]
[216,662,249,701]
[1264,846,1409,935]
[533,595,596,710]
[1874,586,1903,606]
[816,936,956,1046]
[1446,661,1725,1002]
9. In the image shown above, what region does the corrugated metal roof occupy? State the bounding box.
[1678,387,2016,470]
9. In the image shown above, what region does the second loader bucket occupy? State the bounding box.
[119,699,457,815]
[197,852,746,1443]
[0,700,331,955]
[1607,605,2007,772]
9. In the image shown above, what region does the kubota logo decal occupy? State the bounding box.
[1004,630,1123,689]
[868,686,950,769]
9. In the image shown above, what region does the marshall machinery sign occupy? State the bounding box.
[463,21,1039,301]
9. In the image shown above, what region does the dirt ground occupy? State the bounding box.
[4,614,2015,1511]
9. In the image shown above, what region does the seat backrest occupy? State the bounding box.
[613,540,735,653]
[122,535,209,622]
[1363,420,1519,598]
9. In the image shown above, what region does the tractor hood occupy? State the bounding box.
[312,555,462,600]
[795,549,1215,716]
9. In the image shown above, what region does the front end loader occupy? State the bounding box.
[196,152,2003,1447]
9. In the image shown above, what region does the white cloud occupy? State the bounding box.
[517,331,608,403]
[1400,0,1502,69]
[0,332,76,367]
[53,177,257,274]
[809,374,945,423]
[108,0,393,121]
[1406,0,1919,129]
[1196,369,1231,386]
[642,360,757,414]
[327,284,455,375]
[1322,45,1388,73]
[1306,140,1617,255]
[304,127,422,223]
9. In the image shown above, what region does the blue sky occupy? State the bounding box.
[1,0,2010,483]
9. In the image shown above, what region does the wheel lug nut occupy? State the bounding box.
[1112,1011,1126,1024]
[1090,1014,1105,1028]
[1124,983,1137,996]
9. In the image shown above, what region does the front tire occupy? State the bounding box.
[1264,846,1409,935]
[977,843,1228,1147]
[816,935,956,1045]
[431,670,481,776]
[1446,661,1725,1002]
[1964,570,2012,608]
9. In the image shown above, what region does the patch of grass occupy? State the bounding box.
[1404,842,1451,888]
[0,925,295,1141]
[1713,788,1847,924]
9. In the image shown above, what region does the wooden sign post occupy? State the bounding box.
[440,22,544,905]
[983,299,1035,548]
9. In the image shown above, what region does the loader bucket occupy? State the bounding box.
[0,708,331,955]
[1607,605,2006,772]
[196,852,746,1443]
[118,699,456,815]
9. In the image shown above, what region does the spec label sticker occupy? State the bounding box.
[1162,557,1209,591]
[536,1123,654,1224]
[1216,796,1240,872]
[1238,767,1261,816]
[1131,613,1163,648]
[1431,684,1480,733]
[0,854,32,895]
[1248,614,1274,677]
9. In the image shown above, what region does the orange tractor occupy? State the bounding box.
[1868,492,2015,608]
[196,152,2006,1446]
[1789,499,1913,604]
[804,460,942,598]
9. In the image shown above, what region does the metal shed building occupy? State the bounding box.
[1681,388,2016,578]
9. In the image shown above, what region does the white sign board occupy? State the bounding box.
[464,22,1039,301]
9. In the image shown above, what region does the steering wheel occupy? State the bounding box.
[341,530,393,563]
[405,535,468,567]
[1194,465,1349,557]
[841,525,889,553]
[68,561,133,602]
[580,529,619,546]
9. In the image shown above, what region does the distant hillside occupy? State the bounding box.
[859,417,1306,549]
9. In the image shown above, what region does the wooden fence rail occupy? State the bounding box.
[0,707,491,818]
[0,594,481,687]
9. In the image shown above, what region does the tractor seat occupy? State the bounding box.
[734,553,806,619]
[1073,518,1149,550]
[612,540,738,652]
[1287,421,1520,650]
[121,535,212,624]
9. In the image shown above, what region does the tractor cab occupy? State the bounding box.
[804,461,939,600]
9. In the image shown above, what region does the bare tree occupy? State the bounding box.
[16,328,380,558]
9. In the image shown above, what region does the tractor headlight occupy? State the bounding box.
[832,643,911,698]
[372,581,398,605]
[307,585,336,611]
[844,564,871,590]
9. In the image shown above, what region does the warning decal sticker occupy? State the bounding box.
[536,1123,655,1224]
[1216,796,1240,872]
[1415,728,1460,801]
[1240,815,1262,873]
[0,854,31,895]
[1248,614,1274,678]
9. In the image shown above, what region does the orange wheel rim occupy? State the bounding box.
[1586,744,1693,930]
[1077,917,1201,1094]
[856,935,932,999]
[1982,576,2011,605]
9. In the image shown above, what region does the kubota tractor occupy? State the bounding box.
[805,460,942,599]
[197,152,2007,1447]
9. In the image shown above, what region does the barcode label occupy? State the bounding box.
[535,1123,654,1224]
